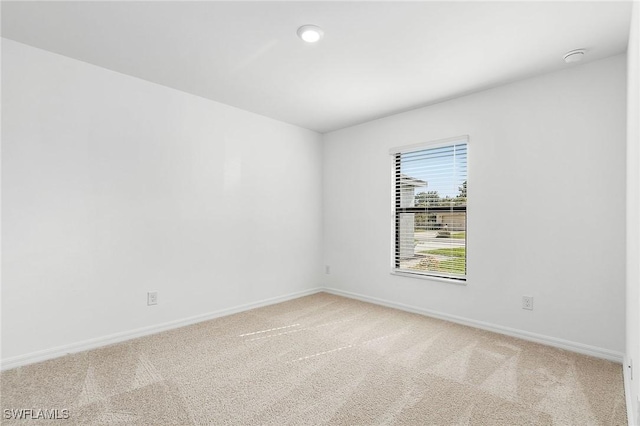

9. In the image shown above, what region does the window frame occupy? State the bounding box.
[389,135,469,284]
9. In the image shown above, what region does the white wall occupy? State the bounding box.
[0,34,630,373]
[626,2,640,424]
[323,54,627,355]
[1,39,323,362]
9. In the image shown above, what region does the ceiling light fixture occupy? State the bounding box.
[297,25,324,43]
[563,49,586,64]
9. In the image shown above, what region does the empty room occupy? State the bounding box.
[1,1,639,425]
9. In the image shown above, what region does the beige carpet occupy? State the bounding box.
[0,293,627,425]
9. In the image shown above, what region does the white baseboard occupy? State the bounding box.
[1,287,323,371]
[624,355,638,426]
[2,286,625,372]
[323,287,625,363]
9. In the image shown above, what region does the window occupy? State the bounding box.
[391,137,468,281]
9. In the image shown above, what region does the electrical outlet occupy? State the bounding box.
[522,296,533,310]
[325,265,331,274]
[147,292,158,306]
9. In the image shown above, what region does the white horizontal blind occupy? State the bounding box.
[393,141,467,280]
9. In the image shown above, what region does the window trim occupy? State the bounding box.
[389,135,469,284]
[388,135,469,155]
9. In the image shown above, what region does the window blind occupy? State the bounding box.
[392,139,468,280]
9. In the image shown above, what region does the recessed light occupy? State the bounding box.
[563,49,586,63]
[297,25,324,43]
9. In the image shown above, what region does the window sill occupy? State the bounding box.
[390,270,467,286]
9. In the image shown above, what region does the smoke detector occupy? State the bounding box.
[563,49,586,64]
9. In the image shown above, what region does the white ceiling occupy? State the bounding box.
[1,1,632,133]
